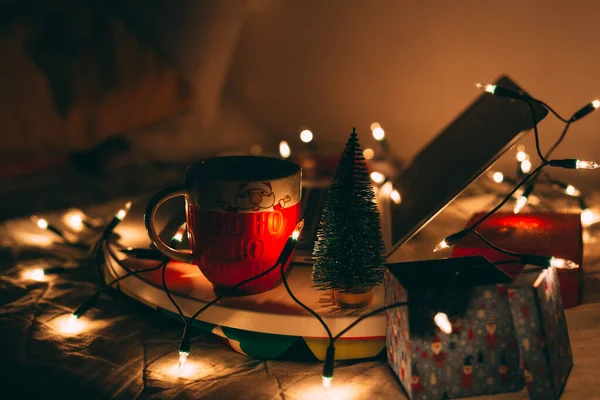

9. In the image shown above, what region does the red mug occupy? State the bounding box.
[144,156,302,294]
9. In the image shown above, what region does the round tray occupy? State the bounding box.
[107,199,385,361]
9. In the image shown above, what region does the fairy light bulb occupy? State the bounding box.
[571,100,600,121]
[363,148,374,160]
[300,130,313,143]
[581,208,597,227]
[475,82,530,100]
[372,127,385,141]
[370,171,385,183]
[36,218,49,230]
[322,344,335,388]
[434,312,452,334]
[433,240,449,252]
[177,325,192,376]
[516,151,528,162]
[475,82,496,94]
[292,219,305,240]
[565,184,581,197]
[115,201,132,221]
[275,220,305,264]
[279,141,291,159]
[23,266,65,281]
[64,210,85,231]
[27,268,46,282]
[520,159,532,173]
[433,230,468,252]
[370,122,381,131]
[514,196,529,214]
[178,351,189,376]
[390,189,401,204]
[172,223,186,244]
[549,257,579,269]
[492,171,504,183]
[32,216,66,239]
[576,160,600,170]
[380,181,393,196]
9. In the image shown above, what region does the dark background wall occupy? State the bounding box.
[1,0,598,189]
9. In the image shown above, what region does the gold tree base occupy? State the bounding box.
[333,288,374,309]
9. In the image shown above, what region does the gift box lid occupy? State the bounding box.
[386,255,512,291]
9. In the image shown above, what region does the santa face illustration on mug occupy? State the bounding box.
[217,182,291,212]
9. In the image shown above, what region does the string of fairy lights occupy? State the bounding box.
[18,81,600,391]
[434,83,600,254]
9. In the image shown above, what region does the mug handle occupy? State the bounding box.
[144,185,194,264]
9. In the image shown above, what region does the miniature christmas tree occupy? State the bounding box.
[312,128,385,295]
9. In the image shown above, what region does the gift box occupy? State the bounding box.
[385,256,524,400]
[508,265,573,399]
[452,212,583,309]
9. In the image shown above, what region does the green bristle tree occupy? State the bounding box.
[312,128,385,294]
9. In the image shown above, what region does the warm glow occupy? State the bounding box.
[581,208,599,227]
[372,127,385,141]
[322,376,332,388]
[516,151,528,162]
[514,196,529,214]
[64,210,85,232]
[54,314,87,335]
[434,312,453,334]
[292,219,305,240]
[279,141,291,159]
[520,159,532,173]
[433,240,449,252]
[163,359,202,379]
[291,381,355,400]
[550,257,579,270]
[475,82,496,94]
[370,122,381,131]
[492,171,504,183]
[370,171,385,183]
[565,185,581,197]
[363,148,374,160]
[36,218,49,230]
[380,181,393,196]
[593,100,600,109]
[23,268,46,282]
[576,160,600,170]
[300,129,314,143]
[390,190,401,204]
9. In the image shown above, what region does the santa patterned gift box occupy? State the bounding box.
[385,256,524,400]
[508,265,573,400]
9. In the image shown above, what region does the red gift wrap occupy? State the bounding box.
[452,212,583,309]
